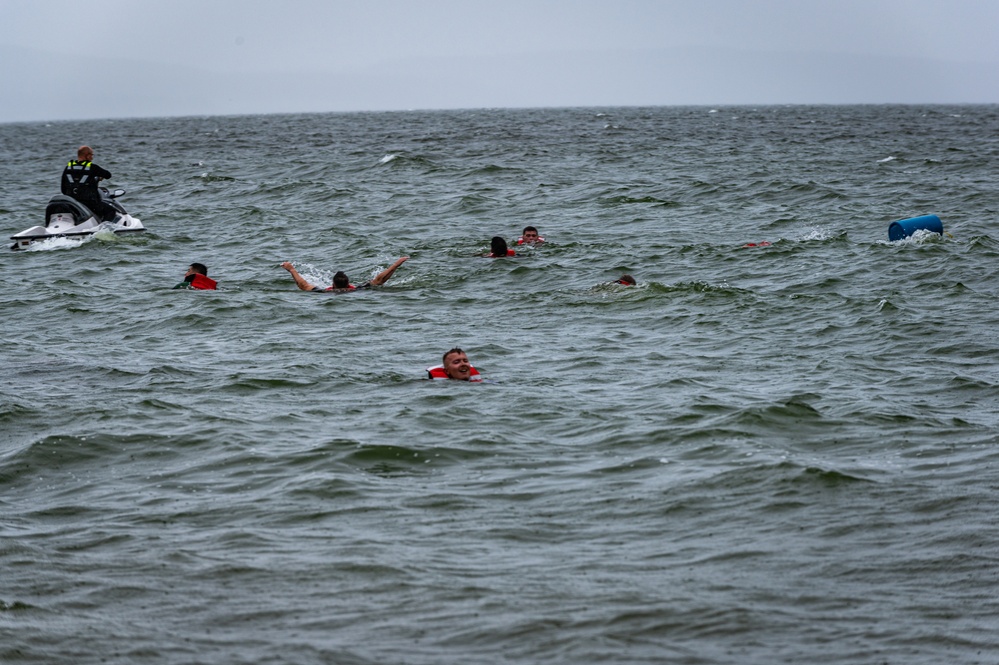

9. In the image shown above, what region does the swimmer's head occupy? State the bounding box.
[490,236,509,256]
[442,347,472,380]
[332,271,350,288]
[617,274,636,286]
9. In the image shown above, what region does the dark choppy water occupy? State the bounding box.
[2,105,999,664]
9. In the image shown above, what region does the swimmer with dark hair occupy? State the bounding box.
[517,226,545,245]
[485,236,516,257]
[173,262,217,290]
[280,257,408,292]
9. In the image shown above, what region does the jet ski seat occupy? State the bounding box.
[45,195,95,226]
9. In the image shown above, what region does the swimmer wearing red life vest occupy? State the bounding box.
[173,262,218,290]
[427,348,482,382]
[484,236,516,258]
[616,274,636,286]
[280,257,408,292]
[516,226,545,245]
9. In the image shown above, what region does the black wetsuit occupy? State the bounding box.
[61,159,116,221]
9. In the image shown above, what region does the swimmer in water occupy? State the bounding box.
[173,262,218,290]
[517,226,545,245]
[427,348,482,381]
[485,236,516,258]
[280,257,409,292]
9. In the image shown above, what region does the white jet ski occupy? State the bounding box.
[10,188,145,250]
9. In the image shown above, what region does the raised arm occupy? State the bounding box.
[370,256,409,286]
[281,262,319,291]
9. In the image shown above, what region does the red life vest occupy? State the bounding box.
[323,284,356,291]
[516,236,544,245]
[190,273,217,290]
[488,249,516,257]
[426,365,482,381]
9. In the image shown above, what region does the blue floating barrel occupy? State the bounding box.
[888,214,943,241]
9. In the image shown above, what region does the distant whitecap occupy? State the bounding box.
[799,226,834,242]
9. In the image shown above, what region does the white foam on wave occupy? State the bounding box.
[289,262,333,287]
[21,225,139,252]
[797,226,835,242]
[883,228,944,246]
[379,154,399,164]
[877,156,895,163]
[24,236,90,251]
[92,227,124,243]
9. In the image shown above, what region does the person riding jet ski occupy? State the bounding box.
[62,145,117,221]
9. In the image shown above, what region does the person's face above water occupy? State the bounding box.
[443,351,472,380]
[522,229,539,243]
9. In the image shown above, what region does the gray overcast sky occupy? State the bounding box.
[3,0,998,122]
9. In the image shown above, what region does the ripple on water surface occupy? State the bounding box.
[3,105,999,664]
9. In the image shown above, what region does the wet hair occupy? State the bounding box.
[442,347,466,365]
[618,274,636,286]
[522,225,538,235]
[332,271,350,288]
[490,236,509,256]
[189,263,208,276]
